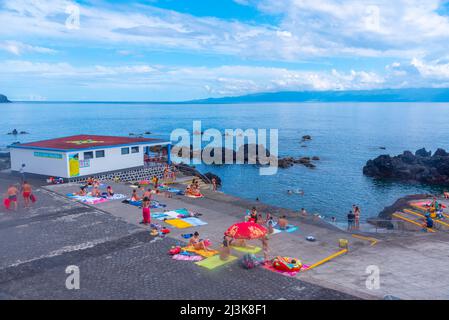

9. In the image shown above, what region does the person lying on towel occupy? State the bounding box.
[278,215,289,230]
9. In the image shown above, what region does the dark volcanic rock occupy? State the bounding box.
[363,148,449,185]
[204,172,222,186]
[301,135,312,141]
[0,94,10,103]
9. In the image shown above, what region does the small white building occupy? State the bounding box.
[8,134,171,179]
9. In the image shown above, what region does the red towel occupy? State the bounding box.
[3,198,10,209]
[30,194,37,203]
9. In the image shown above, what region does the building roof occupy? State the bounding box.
[8,135,169,152]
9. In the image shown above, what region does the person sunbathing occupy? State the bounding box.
[77,186,87,196]
[106,186,114,197]
[278,215,288,230]
[91,186,101,197]
[189,232,210,251]
[143,188,152,199]
[86,177,94,186]
[131,189,141,202]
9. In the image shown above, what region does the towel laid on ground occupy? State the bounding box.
[195,255,237,270]
[274,224,299,233]
[182,217,208,226]
[151,212,169,219]
[67,194,108,205]
[182,246,219,258]
[230,245,261,254]
[165,218,194,229]
[262,263,310,277]
[172,254,203,261]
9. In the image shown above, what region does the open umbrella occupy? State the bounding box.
[225,222,267,240]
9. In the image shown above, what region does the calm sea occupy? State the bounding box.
[2,102,449,221]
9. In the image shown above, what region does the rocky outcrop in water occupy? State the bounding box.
[0,94,10,103]
[363,148,449,185]
[278,156,319,169]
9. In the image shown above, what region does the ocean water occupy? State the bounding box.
[2,102,449,221]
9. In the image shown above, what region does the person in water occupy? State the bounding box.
[5,184,19,211]
[189,231,210,251]
[21,181,33,208]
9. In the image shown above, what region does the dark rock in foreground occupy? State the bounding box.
[0,94,10,103]
[363,148,449,185]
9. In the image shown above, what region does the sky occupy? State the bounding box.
[1,0,449,101]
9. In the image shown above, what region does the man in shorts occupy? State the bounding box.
[6,184,19,211]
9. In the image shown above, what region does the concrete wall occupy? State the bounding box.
[10,148,69,177]
[73,144,154,177]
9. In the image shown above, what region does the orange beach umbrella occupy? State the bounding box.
[225,222,267,240]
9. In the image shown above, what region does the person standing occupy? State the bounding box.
[354,206,361,229]
[6,185,19,211]
[347,210,355,231]
[140,197,151,225]
[21,181,33,208]
[211,177,217,191]
[19,164,26,183]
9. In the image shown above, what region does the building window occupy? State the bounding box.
[95,150,105,158]
[121,147,130,155]
[84,151,94,160]
[131,146,140,154]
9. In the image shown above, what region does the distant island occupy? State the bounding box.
[186,88,449,104]
[0,94,11,103]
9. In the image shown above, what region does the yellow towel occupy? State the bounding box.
[195,255,237,270]
[183,246,219,257]
[231,245,261,254]
[165,219,193,229]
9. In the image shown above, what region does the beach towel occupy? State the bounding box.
[67,194,108,205]
[172,254,203,262]
[159,186,182,194]
[231,245,261,254]
[30,194,37,203]
[186,193,204,199]
[182,217,208,226]
[262,263,310,277]
[195,255,237,270]
[274,224,299,233]
[151,212,169,219]
[106,194,126,201]
[182,246,219,258]
[165,219,194,229]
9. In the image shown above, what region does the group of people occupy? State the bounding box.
[76,177,115,198]
[4,181,34,210]
[185,178,202,197]
[347,205,361,230]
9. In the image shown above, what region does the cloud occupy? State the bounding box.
[0,40,57,55]
[2,0,447,62]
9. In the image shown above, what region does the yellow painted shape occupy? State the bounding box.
[351,234,379,246]
[392,213,436,233]
[306,249,348,271]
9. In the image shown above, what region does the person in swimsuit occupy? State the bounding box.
[131,189,141,202]
[6,185,19,211]
[189,231,210,251]
[140,197,151,225]
[21,181,32,208]
[249,207,257,223]
[143,188,152,200]
[91,186,101,197]
[211,177,217,191]
[106,186,114,197]
[278,215,288,230]
[354,206,361,229]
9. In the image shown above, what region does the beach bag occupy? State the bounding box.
[241,254,258,270]
[30,194,37,203]
[3,198,10,209]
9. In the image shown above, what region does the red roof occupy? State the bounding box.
[10,135,166,151]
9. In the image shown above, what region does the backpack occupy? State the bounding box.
[241,254,258,269]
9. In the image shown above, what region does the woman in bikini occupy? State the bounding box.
[131,189,141,202]
[189,231,210,251]
[106,186,114,197]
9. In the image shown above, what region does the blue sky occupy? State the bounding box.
[1,0,449,101]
